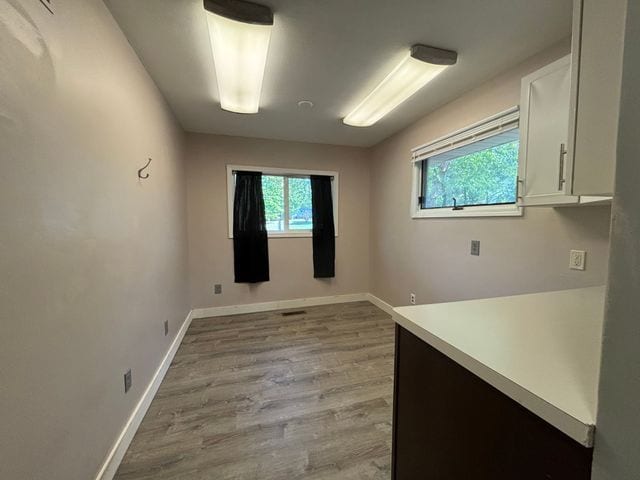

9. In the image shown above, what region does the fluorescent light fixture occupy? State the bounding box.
[204,0,274,114]
[343,45,457,127]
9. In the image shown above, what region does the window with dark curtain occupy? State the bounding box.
[233,171,270,283]
[310,175,335,278]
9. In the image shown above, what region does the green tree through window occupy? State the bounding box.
[422,140,519,209]
[262,175,284,230]
[261,175,313,232]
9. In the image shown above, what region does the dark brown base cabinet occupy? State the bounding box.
[392,325,593,480]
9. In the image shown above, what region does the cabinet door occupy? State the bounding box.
[518,55,579,206]
[392,325,593,480]
[570,0,625,196]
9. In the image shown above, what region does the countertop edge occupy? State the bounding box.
[392,311,595,447]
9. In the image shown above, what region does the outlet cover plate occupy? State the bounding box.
[471,240,480,256]
[214,284,222,295]
[570,250,586,270]
[410,293,416,305]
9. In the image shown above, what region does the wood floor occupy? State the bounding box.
[114,301,395,480]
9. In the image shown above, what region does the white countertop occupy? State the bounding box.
[393,286,605,447]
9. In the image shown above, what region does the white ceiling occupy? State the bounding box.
[105,0,572,147]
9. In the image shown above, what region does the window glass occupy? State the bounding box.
[288,177,313,230]
[262,175,284,232]
[422,138,519,209]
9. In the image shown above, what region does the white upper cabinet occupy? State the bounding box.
[518,0,626,206]
[570,0,626,197]
[518,56,575,206]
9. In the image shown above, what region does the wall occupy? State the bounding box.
[186,133,370,309]
[369,39,612,307]
[0,1,189,479]
[592,0,639,477]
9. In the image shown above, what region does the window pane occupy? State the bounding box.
[288,177,313,230]
[423,139,519,209]
[262,175,284,231]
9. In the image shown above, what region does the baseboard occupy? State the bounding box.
[94,309,193,480]
[191,293,370,319]
[365,293,396,316]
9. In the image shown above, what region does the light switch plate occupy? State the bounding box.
[570,250,586,270]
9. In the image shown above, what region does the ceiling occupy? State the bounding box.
[105,0,572,147]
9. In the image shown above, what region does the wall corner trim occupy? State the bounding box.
[94,309,194,480]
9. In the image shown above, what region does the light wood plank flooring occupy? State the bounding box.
[114,301,395,480]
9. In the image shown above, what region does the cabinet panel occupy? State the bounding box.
[518,55,578,206]
[392,325,593,480]
[571,0,626,196]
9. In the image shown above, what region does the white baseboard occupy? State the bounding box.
[365,293,396,316]
[191,293,370,319]
[95,292,396,479]
[94,310,193,480]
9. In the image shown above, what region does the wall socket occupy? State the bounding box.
[164,320,169,336]
[214,284,222,295]
[410,293,416,305]
[570,250,586,270]
[124,369,132,393]
[470,240,481,256]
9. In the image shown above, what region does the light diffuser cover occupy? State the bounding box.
[206,12,272,114]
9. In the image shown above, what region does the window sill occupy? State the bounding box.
[227,232,340,239]
[412,204,523,219]
[268,231,312,238]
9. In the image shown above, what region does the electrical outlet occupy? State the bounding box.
[570,250,586,270]
[124,369,132,393]
[410,293,416,305]
[164,320,169,336]
[470,240,480,256]
[214,284,222,295]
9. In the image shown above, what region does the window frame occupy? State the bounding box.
[410,107,523,219]
[226,165,339,238]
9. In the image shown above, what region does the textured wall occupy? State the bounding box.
[185,133,370,309]
[0,1,189,478]
[368,40,612,307]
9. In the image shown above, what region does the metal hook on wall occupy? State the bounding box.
[138,158,152,180]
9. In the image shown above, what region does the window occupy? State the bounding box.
[227,165,338,237]
[262,175,313,233]
[411,107,523,218]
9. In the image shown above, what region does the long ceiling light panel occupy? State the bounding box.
[204,0,274,114]
[343,45,458,127]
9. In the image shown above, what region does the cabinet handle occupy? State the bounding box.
[558,143,567,191]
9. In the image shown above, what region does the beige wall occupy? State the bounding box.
[369,39,612,307]
[0,1,189,479]
[186,133,370,309]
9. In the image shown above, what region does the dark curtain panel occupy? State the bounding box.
[233,171,269,283]
[310,175,335,278]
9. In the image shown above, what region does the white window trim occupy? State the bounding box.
[226,165,339,238]
[410,107,523,219]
